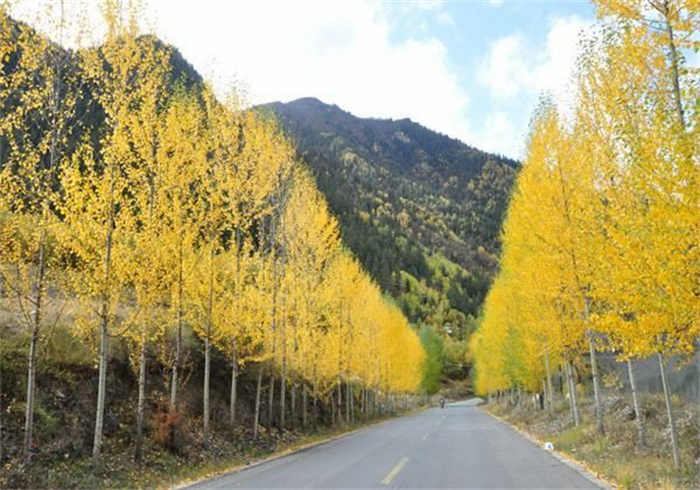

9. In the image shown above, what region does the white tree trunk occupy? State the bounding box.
[203,244,214,447]
[229,341,237,429]
[134,341,147,462]
[588,332,604,435]
[92,318,109,469]
[23,234,46,457]
[658,353,680,468]
[566,361,580,426]
[267,374,275,431]
[302,383,308,429]
[253,365,263,438]
[627,359,646,448]
[170,242,184,411]
[544,345,554,414]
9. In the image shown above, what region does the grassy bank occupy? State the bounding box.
[484,395,699,489]
[1,412,410,489]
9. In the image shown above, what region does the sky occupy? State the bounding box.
[16,0,598,160]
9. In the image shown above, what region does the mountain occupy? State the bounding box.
[260,98,518,338]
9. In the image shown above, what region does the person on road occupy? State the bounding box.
[439,396,446,409]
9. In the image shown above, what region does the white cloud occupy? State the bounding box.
[475,15,592,158]
[479,15,589,104]
[477,34,529,99]
[10,1,592,160]
[480,111,522,157]
[489,0,504,7]
[141,0,473,146]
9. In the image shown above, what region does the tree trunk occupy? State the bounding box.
[92,317,109,469]
[23,329,39,458]
[544,345,555,414]
[302,383,308,429]
[203,244,214,448]
[267,374,275,431]
[627,359,646,448]
[346,380,351,424]
[23,234,46,457]
[93,161,116,470]
[290,382,296,431]
[588,331,604,435]
[170,241,184,411]
[312,374,318,428]
[280,365,286,431]
[134,341,147,463]
[361,388,366,418]
[584,296,604,435]
[229,340,237,429]
[253,365,263,438]
[658,353,680,468]
[566,361,580,426]
[331,392,336,427]
[337,381,343,426]
[661,0,685,128]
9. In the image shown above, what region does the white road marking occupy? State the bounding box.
[381,456,410,485]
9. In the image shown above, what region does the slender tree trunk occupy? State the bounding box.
[92,316,109,469]
[253,365,263,438]
[544,345,555,414]
[203,244,214,448]
[658,353,680,468]
[584,296,604,435]
[290,382,296,431]
[626,359,646,448]
[312,373,318,429]
[566,361,580,426]
[337,381,343,426]
[170,241,184,411]
[302,383,308,429]
[280,362,286,431]
[23,331,39,458]
[361,388,366,418]
[661,0,685,128]
[331,393,336,427]
[23,234,46,457]
[93,172,115,469]
[346,380,351,424]
[267,374,275,431]
[229,340,237,429]
[134,341,147,463]
[588,331,604,435]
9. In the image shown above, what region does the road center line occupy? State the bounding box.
[381,456,410,485]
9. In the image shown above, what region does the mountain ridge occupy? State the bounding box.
[260,97,518,338]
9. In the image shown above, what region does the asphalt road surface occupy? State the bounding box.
[186,399,601,489]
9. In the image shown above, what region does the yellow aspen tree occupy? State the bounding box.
[117,32,171,463]
[60,0,150,468]
[155,89,207,413]
[0,0,88,457]
[577,17,699,464]
[194,84,237,446]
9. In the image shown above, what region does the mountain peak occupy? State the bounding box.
[266,98,518,332]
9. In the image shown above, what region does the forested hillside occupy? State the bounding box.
[261,99,518,340]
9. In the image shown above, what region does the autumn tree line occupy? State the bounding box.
[0,1,425,469]
[470,0,698,469]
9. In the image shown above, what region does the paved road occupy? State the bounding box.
[187,399,600,489]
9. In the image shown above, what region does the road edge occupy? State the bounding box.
[480,407,616,490]
[172,407,429,490]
